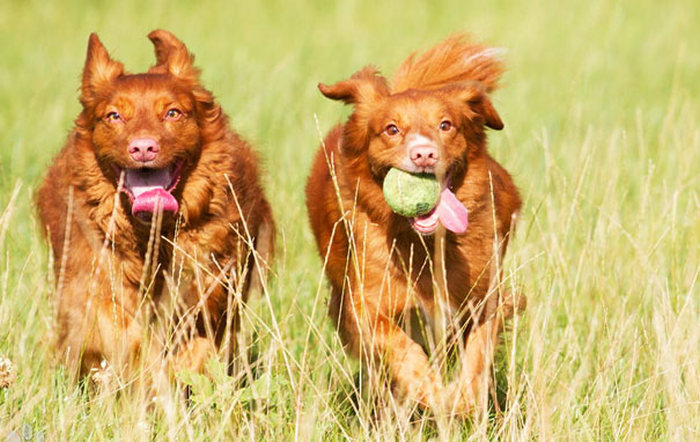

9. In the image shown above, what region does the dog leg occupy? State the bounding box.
[56,286,143,381]
[340,300,446,411]
[449,289,525,415]
[450,307,500,416]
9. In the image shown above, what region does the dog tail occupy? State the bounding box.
[391,34,505,93]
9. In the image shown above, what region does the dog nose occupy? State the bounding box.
[128,138,160,163]
[409,145,438,167]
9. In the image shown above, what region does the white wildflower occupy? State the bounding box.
[0,356,17,388]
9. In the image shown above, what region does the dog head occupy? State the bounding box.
[78,30,221,221]
[319,68,502,182]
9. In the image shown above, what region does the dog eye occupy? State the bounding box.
[164,108,182,121]
[439,120,453,131]
[105,111,121,122]
[384,124,400,136]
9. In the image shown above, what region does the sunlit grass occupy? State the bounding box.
[0,0,697,439]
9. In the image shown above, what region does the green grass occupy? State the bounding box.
[0,0,698,439]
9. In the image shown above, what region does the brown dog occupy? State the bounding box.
[306,36,524,415]
[37,30,274,380]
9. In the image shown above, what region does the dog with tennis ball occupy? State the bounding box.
[306,35,525,415]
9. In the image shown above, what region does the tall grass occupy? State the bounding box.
[0,0,697,439]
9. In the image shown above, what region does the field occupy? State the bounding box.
[0,0,698,439]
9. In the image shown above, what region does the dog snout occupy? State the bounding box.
[409,144,438,168]
[128,137,160,163]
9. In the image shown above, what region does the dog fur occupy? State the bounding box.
[36,30,274,380]
[306,35,524,415]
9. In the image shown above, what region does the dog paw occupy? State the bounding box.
[441,379,482,417]
[173,337,215,374]
[89,360,120,393]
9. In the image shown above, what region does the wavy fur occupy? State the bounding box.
[37,30,274,380]
[391,34,505,93]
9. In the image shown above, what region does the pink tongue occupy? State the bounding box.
[131,188,179,217]
[435,187,468,233]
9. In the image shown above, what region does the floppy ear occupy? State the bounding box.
[474,94,503,130]
[318,67,390,152]
[450,82,504,130]
[81,33,124,103]
[147,29,200,81]
[318,66,390,105]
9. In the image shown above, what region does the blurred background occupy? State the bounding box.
[0,0,697,439]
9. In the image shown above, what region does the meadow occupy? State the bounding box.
[0,0,698,439]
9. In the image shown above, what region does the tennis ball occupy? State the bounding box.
[382,168,440,217]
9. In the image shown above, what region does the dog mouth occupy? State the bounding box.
[409,186,469,235]
[410,207,441,235]
[116,160,184,221]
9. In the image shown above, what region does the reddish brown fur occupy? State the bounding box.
[37,30,274,380]
[306,35,524,415]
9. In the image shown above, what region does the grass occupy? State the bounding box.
[0,0,698,439]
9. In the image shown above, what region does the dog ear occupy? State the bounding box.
[148,30,222,131]
[474,94,503,130]
[450,83,504,130]
[318,66,389,105]
[147,30,199,81]
[319,68,390,152]
[81,33,124,103]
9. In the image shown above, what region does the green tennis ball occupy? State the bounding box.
[382,168,440,217]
